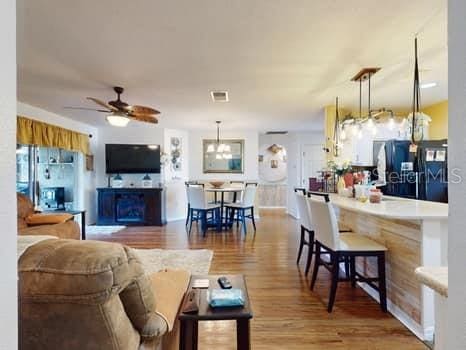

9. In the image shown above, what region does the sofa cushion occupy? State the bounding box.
[25,213,74,226]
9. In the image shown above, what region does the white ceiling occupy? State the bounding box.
[17,0,447,132]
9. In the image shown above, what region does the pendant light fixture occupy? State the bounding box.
[207,121,232,159]
[333,97,340,157]
[411,37,422,145]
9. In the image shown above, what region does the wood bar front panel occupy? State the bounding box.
[336,208,422,325]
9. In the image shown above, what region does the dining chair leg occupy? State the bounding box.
[216,208,222,232]
[377,253,388,312]
[185,203,191,226]
[327,252,340,313]
[188,209,194,236]
[241,209,247,235]
[229,207,235,227]
[251,207,257,232]
[304,230,315,275]
[297,225,305,265]
[200,210,207,237]
[350,256,356,288]
[310,242,321,290]
[236,210,240,228]
[344,256,350,279]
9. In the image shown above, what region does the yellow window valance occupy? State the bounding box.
[17,116,90,155]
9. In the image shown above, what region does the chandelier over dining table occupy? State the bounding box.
[206,121,233,159]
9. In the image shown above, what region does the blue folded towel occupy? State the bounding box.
[208,288,245,308]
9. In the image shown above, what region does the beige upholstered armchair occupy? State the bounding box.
[19,238,189,350]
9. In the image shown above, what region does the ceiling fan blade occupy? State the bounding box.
[129,113,158,124]
[86,97,118,111]
[125,105,160,115]
[64,106,111,113]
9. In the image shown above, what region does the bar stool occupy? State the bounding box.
[308,194,388,313]
[294,191,314,275]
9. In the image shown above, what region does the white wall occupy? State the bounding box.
[188,129,259,181]
[163,128,189,221]
[0,0,17,347]
[17,102,99,224]
[448,0,466,347]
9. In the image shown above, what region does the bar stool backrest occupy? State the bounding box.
[308,198,340,250]
[295,192,312,230]
[242,186,257,207]
[188,186,208,210]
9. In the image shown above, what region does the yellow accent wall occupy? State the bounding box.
[422,100,448,139]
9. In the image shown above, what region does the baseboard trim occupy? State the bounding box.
[259,206,286,209]
[358,283,430,341]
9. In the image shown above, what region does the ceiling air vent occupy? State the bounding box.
[265,131,288,135]
[210,91,229,102]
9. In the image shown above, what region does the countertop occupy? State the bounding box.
[328,194,448,220]
[415,266,448,297]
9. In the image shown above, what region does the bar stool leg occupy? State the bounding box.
[304,230,314,275]
[377,252,388,312]
[327,252,340,313]
[310,242,321,290]
[297,225,305,264]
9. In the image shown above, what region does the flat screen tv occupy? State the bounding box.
[105,144,160,174]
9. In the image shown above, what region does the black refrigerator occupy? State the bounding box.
[416,140,448,203]
[373,139,448,202]
[381,140,418,199]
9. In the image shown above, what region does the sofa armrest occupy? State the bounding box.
[149,269,191,331]
[25,213,73,226]
[19,221,81,240]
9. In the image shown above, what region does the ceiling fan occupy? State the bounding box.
[65,86,160,127]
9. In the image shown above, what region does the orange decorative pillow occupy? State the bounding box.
[25,213,74,226]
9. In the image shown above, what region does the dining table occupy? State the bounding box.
[205,187,244,229]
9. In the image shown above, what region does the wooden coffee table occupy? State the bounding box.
[179,274,253,350]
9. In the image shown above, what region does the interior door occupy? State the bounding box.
[301,144,324,187]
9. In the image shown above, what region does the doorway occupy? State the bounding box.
[301,144,324,188]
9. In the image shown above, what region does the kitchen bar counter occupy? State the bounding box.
[328,194,448,341]
[328,193,448,220]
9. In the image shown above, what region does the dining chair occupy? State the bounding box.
[308,194,388,313]
[187,186,221,237]
[185,182,204,227]
[226,181,245,203]
[225,185,257,235]
[294,192,314,275]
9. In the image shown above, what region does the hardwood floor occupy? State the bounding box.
[89,209,427,349]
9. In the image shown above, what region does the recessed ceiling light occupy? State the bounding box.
[420,82,437,89]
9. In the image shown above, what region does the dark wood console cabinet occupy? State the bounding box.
[97,188,166,226]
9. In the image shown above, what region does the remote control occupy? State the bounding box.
[217,276,232,289]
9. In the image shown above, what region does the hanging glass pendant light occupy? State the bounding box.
[208,121,232,159]
[408,37,430,146]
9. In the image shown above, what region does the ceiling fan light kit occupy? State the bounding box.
[106,111,130,127]
[66,86,160,127]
